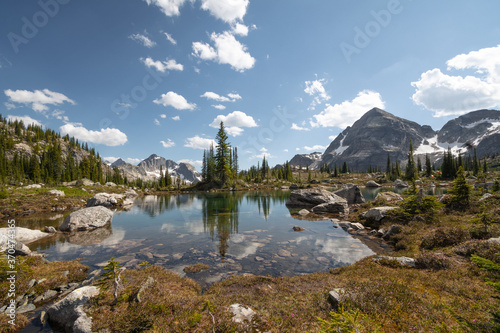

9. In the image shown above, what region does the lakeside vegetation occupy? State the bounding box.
[1,119,500,332]
[1,172,500,332]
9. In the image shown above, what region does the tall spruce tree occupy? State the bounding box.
[215,122,231,184]
[425,153,432,177]
[405,139,417,181]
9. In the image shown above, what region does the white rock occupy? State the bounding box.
[0,227,51,252]
[373,255,416,267]
[47,286,100,333]
[229,304,256,323]
[362,206,397,222]
[48,190,65,197]
[59,206,113,232]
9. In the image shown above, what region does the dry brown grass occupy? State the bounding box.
[0,256,88,332]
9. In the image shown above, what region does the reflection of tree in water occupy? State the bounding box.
[135,194,197,217]
[202,192,242,261]
[245,191,289,220]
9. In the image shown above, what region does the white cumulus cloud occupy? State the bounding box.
[192,31,255,72]
[4,89,75,112]
[60,124,127,146]
[153,91,196,110]
[129,33,156,48]
[160,139,175,148]
[172,115,180,120]
[127,158,142,165]
[6,115,43,127]
[310,90,385,129]
[304,78,330,110]
[178,159,202,166]
[412,45,500,117]
[184,136,216,150]
[154,118,160,125]
[201,91,230,102]
[232,23,249,36]
[144,0,187,16]
[291,123,310,131]
[201,91,241,102]
[212,104,226,110]
[141,57,183,72]
[304,145,326,151]
[209,110,257,136]
[200,0,249,23]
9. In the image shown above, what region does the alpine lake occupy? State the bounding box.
[19,187,442,287]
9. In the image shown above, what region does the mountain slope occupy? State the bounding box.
[314,108,500,171]
[315,108,436,170]
[113,154,202,184]
[289,152,322,168]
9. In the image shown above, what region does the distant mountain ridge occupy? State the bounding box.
[289,152,323,168]
[303,108,500,171]
[112,154,202,184]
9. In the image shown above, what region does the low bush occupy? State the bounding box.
[420,227,469,249]
[415,251,451,270]
[454,240,500,263]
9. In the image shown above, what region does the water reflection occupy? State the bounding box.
[21,190,377,284]
[202,193,241,260]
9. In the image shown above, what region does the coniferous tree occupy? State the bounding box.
[473,148,480,176]
[405,139,417,181]
[342,161,348,174]
[448,166,471,209]
[232,147,238,180]
[425,153,432,177]
[215,122,231,184]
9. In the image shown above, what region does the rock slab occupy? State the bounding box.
[334,184,366,204]
[361,206,397,222]
[59,206,114,232]
[47,286,100,333]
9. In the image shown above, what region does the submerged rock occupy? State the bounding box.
[292,226,306,232]
[297,209,310,216]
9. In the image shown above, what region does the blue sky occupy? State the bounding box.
[1,0,500,170]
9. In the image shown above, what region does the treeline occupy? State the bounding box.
[201,122,239,184]
[0,114,105,185]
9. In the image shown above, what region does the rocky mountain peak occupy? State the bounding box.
[111,158,126,168]
[312,108,500,171]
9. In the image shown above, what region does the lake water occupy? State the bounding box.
[23,190,375,287]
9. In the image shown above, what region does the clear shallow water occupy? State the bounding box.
[24,191,374,287]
